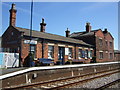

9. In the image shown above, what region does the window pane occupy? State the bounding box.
[82,50,85,58]
[110,53,113,59]
[110,42,112,48]
[78,49,82,59]
[88,50,92,59]
[99,39,103,46]
[48,46,54,59]
[99,52,103,59]
[85,50,88,59]
[106,41,108,46]
[68,48,73,59]
[31,45,36,51]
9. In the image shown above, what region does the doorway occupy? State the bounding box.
[58,47,65,65]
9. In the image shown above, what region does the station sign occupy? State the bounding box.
[24,40,37,45]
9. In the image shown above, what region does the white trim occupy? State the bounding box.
[106,51,108,53]
[99,51,103,52]
[78,47,83,49]
[90,57,92,59]
[99,37,102,39]
[0,62,119,80]
[90,48,93,50]
[85,57,87,59]
[84,48,88,50]
[78,57,81,59]
[58,44,65,47]
[48,43,54,46]
[68,45,74,48]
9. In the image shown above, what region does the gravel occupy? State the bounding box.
[107,82,120,88]
[71,72,120,89]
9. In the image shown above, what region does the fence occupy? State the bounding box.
[0,52,19,68]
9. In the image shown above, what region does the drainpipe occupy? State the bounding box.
[74,44,76,60]
[42,39,45,58]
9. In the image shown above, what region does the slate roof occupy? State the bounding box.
[70,29,100,38]
[14,26,92,47]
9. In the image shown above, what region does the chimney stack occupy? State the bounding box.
[40,18,46,32]
[9,3,17,26]
[86,22,91,33]
[104,28,108,32]
[65,28,70,37]
[103,28,108,33]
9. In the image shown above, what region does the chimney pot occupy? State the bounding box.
[40,18,46,32]
[104,28,108,33]
[12,3,16,10]
[65,28,70,37]
[86,22,91,32]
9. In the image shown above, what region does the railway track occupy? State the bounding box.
[96,79,120,90]
[3,68,120,90]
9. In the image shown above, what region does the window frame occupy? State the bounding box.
[30,45,36,58]
[85,50,88,59]
[99,38,103,47]
[105,40,108,46]
[109,41,113,48]
[78,49,82,59]
[88,50,92,59]
[68,48,73,59]
[109,53,113,60]
[99,52,103,59]
[48,45,54,59]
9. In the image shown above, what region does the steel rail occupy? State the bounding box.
[48,70,120,89]
[95,79,120,90]
[3,68,120,90]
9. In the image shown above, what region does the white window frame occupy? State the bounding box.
[48,45,54,59]
[88,50,92,59]
[85,50,88,59]
[68,48,73,59]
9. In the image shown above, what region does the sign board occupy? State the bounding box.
[65,48,69,55]
[24,40,37,45]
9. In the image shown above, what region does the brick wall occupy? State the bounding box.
[2,26,94,66]
[36,42,42,59]
[2,26,21,49]
[54,43,58,63]
[43,43,48,58]
[95,30,114,62]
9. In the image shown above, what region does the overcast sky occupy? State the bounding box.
[1,2,118,50]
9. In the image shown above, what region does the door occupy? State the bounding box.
[58,47,65,65]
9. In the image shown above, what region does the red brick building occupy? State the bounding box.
[114,50,120,61]
[2,4,94,66]
[70,23,114,62]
